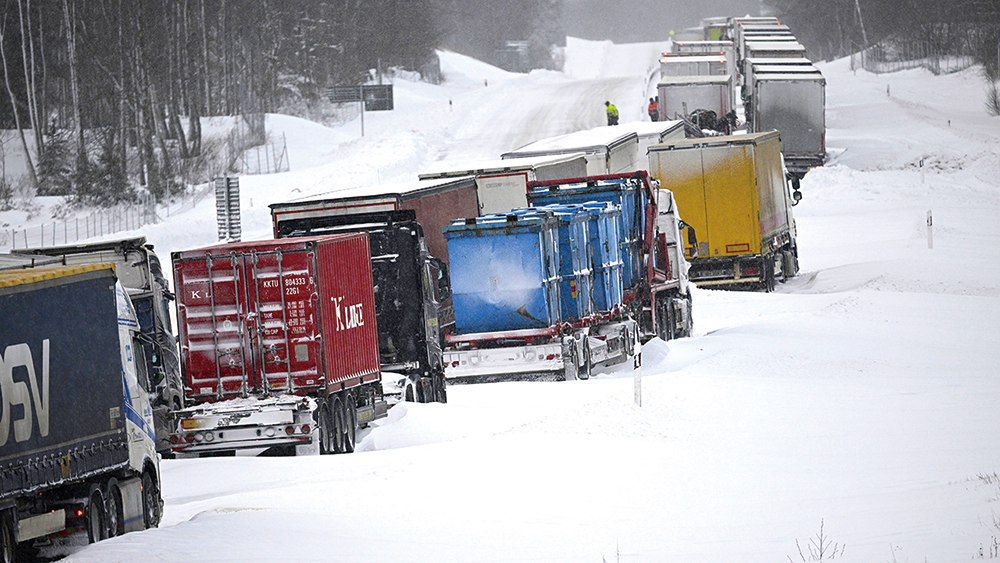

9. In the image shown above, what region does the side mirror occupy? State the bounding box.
[679,221,699,258]
[431,257,451,301]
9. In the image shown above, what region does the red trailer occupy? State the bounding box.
[170,233,387,457]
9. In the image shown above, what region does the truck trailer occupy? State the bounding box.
[657,75,734,124]
[748,71,827,177]
[0,264,163,556]
[9,238,183,456]
[170,234,388,457]
[418,153,589,215]
[501,129,641,176]
[442,172,695,383]
[647,130,799,291]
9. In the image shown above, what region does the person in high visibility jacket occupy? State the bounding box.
[647,97,659,122]
[605,101,619,126]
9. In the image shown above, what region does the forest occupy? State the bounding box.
[0,0,562,207]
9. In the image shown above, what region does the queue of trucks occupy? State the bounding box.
[657,15,826,185]
[0,13,811,556]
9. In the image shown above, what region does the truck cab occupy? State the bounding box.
[11,238,184,455]
[274,209,449,403]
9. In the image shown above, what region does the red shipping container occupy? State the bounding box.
[172,233,380,403]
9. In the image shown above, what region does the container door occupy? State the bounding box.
[175,253,255,400]
[702,144,760,257]
[244,249,322,394]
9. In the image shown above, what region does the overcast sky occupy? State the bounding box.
[562,0,766,43]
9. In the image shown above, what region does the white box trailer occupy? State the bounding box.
[501,128,640,176]
[670,41,736,77]
[657,75,734,122]
[742,57,814,93]
[660,54,730,77]
[742,41,808,77]
[749,71,826,177]
[419,153,589,214]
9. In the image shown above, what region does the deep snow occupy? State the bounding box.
[4,37,999,562]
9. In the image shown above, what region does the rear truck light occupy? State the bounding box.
[546,354,555,360]
[451,361,459,367]
[285,426,295,435]
[169,435,179,444]
[185,433,195,443]
[265,427,276,437]
[301,424,311,434]
[204,431,215,442]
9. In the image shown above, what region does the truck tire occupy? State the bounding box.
[656,295,675,342]
[1,515,15,563]
[106,479,124,538]
[433,374,448,403]
[579,338,592,380]
[331,397,346,454]
[87,487,106,543]
[343,393,357,454]
[141,471,161,529]
[317,402,333,455]
[562,338,579,381]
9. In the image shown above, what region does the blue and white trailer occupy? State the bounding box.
[442,172,695,383]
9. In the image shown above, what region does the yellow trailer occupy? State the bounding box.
[647,130,798,291]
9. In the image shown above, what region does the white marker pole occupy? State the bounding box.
[633,332,642,407]
[927,210,933,249]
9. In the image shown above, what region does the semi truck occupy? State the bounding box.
[647,130,799,291]
[748,70,827,178]
[169,233,388,457]
[9,238,183,456]
[0,264,163,557]
[442,172,695,383]
[269,178,481,403]
[418,153,589,215]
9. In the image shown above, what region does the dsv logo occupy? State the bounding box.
[0,340,50,446]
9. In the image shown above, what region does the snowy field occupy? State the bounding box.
[4,37,999,562]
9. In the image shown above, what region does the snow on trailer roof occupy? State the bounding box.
[657,74,733,87]
[502,128,639,157]
[599,120,685,140]
[752,71,826,83]
[660,54,728,64]
[276,175,477,206]
[744,56,813,66]
[751,64,822,74]
[418,153,588,179]
[745,41,807,52]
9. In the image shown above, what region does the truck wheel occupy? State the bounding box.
[562,338,579,381]
[331,397,346,454]
[141,471,161,529]
[106,480,124,538]
[1,515,15,563]
[87,487,106,543]
[317,403,332,455]
[656,295,675,342]
[579,338,592,380]
[433,374,448,403]
[343,400,357,454]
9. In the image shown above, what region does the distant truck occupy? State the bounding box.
[501,128,641,176]
[10,238,183,456]
[418,153,589,214]
[647,130,799,291]
[442,172,695,383]
[269,177,481,402]
[170,234,388,457]
[657,75,734,124]
[748,70,827,178]
[0,264,163,555]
